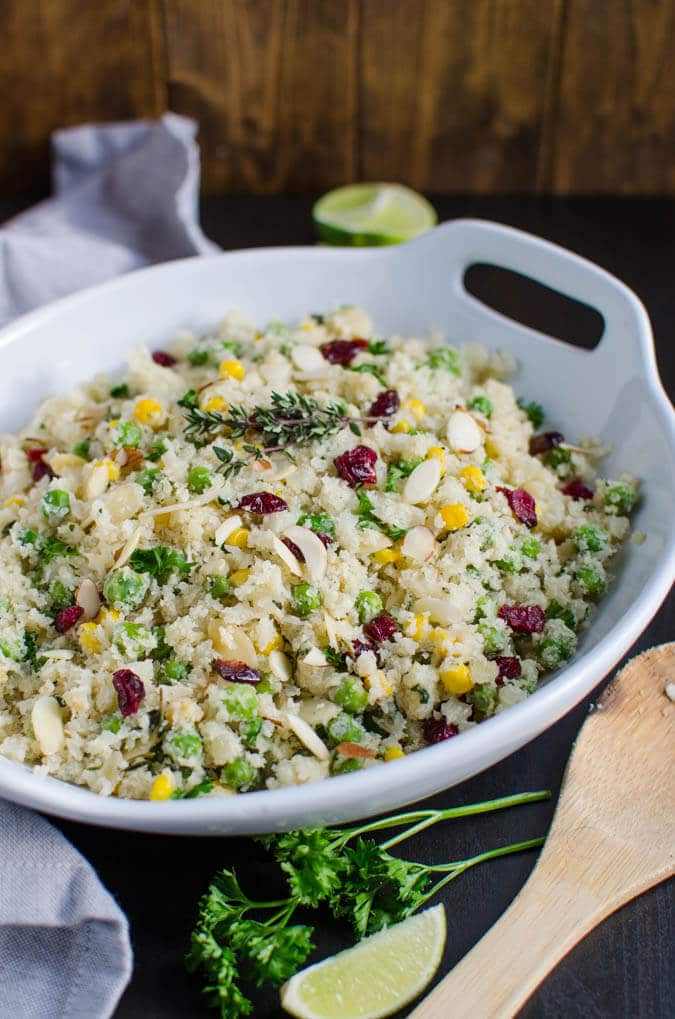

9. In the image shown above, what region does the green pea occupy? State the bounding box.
[222,757,256,789]
[110,420,143,448]
[334,676,369,714]
[327,712,364,745]
[188,348,209,366]
[158,659,191,684]
[477,623,509,656]
[168,731,202,758]
[209,575,231,599]
[292,582,321,617]
[468,395,493,418]
[222,684,258,721]
[49,581,74,614]
[103,568,149,610]
[101,714,122,733]
[113,622,155,657]
[538,632,576,669]
[297,512,336,536]
[574,564,606,601]
[187,466,213,494]
[138,468,160,495]
[40,489,70,524]
[470,682,498,719]
[241,717,263,747]
[332,756,364,775]
[355,590,383,624]
[544,447,572,470]
[72,440,91,460]
[521,537,541,559]
[604,482,637,515]
[573,525,607,554]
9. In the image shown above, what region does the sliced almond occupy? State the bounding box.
[302,647,329,667]
[414,593,472,626]
[113,525,144,568]
[104,482,144,523]
[447,409,483,453]
[285,712,330,760]
[283,525,328,582]
[209,622,258,667]
[83,463,110,500]
[269,532,303,576]
[269,649,292,682]
[31,696,65,756]
[401,525,437,563]
[323,611,339,649]
[49,452,86,475]
[251,458,273,472]
[290,345,327,373]
[75,579,101,620]
[402,458,442,504]
[214,515,243,547]
[335,741,376,760]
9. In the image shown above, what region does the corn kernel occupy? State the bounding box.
[431,627,453,653]
[93,459,121,482]
[3,496,25,508]
[391,419,412,434]
[108,419,120,430]
[154,512,172,527]
[404,614,428,640]
[384,746,405,761]
[94,608,120,627]
[263,634,284,654]
[225,527,249,549]
[440,664,474,696]
[440,503,469,530]
[78,623,102,654]
[149,773,175,801]
[460,465,487,493]
[403,398,426,421]
[485,436,500,459]
[426,446,447,476]
[134,398,164,427]
[229,568,250,587]
[203,395,227,413]
[219,359,246,381]
[372,548,401,565]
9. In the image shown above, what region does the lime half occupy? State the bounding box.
[313,183,437,246]
[280,904,446,1019]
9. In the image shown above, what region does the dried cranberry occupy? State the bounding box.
[529,431,564,456]
[496,486,537,528]
[498,604,546,634]
[424,718,459,744]
[112,669,145,717]
[363,613,398,644]
[350,638,383,667]
[368,389,400,420]
[152,350,176,367]
[494,655,522,686]
[54,605,84,634]
[315,532,333,547]
[282,537,305,562]
[334,446,378,487]
[562,479,594,501]
[237,492,288,514]
[213,659,261,684]
[320,338,368,365]
[26,448,54,482]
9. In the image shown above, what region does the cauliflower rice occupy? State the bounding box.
[0,307,639,800]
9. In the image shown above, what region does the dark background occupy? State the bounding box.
[3,194,672,1018]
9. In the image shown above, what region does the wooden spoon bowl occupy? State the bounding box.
[410,643,675,1019]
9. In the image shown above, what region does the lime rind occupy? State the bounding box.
[313,183,437,246]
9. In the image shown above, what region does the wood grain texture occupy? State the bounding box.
[1,0,675,195]
[549,0,675,194]
[410,643,675,1019]
[0,0,165,195]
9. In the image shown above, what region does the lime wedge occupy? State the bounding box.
[313,183,437,246]
[280,904,446,1019]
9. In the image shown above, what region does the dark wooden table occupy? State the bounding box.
[5,195,672,1018]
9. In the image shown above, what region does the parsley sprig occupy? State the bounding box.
[129,546,195,585]
[188,791,548,1017]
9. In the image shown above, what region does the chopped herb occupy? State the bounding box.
[546,600,576,630]
[412,684,430,704]
[297,512,336,536]
[130,546,195,585]
[188,466,213,494]
[213,446,248,480]
[147,439,168,463]
[417,347,461,375]
[355,491,408,541]
[49,581,74,615]
[324,647,348,671]
[101,714,122,733]
[138,468,160,495]
[110,383,130,399]
[348,363,386,386]
[72,439,91,460]
[367,339,390,355]
[19,530,78,563]
[385,458,422,492]
[224,391,352,451]
[604,482,637,515]
[468,395,493,418]
[209,575,231,599]
[172,780,214,800]
[517,399,545,429]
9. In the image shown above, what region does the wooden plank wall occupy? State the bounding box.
[0,0,673,196]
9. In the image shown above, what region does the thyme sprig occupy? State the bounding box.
[223,391,360,451]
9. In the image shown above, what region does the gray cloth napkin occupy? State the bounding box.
[0,112,215,1018]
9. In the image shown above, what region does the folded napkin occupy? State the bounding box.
[0,112,215,1018]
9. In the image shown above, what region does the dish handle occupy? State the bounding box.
[432,218,657,374]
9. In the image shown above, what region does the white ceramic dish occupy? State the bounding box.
[0,219,673,835]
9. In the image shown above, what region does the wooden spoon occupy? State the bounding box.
[410,643,675,1019]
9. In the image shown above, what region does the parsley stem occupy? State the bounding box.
[359,790,550,851]
[418,836,545,905]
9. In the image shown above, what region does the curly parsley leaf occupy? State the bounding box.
[129,546,195,585]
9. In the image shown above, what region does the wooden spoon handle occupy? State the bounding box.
[409,869,616,1019]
